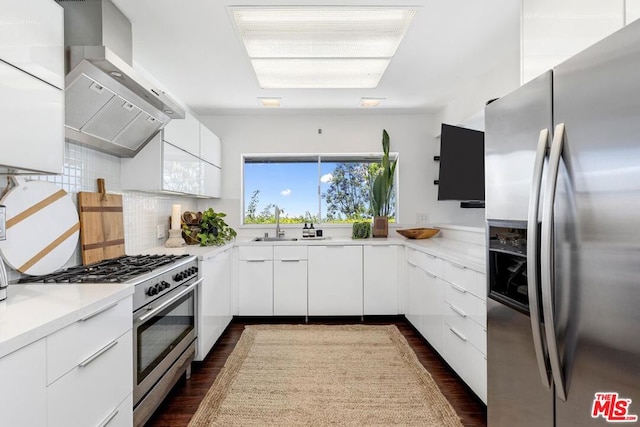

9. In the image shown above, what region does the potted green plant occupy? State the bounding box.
[352,221,371,239]
[370,129,397,237]
[182,208,237,246]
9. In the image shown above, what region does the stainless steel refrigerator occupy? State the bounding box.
[485,19,640,427]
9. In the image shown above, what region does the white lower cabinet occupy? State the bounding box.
[198,247,233,361]
[46,296,133,427]
[363,245,399,315]
[273,246,308,316]
[0,339,47,427]
[443,317,487,403]
[238,246,273,315]
[47,329,133,427]
[406,252,444,354]
[405,246,487,403]
[308,245,363,316]
[421,275,445,354]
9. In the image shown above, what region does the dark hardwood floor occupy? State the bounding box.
[145,316,487,427]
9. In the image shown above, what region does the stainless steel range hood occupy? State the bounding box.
[57,0,185,157]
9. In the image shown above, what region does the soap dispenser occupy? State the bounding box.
[303,223,309,238]
[309,223,315,238]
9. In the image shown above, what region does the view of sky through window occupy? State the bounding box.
[243,155,396,224]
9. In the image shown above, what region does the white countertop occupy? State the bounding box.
[150,234,485,273]
[0,283,133,358]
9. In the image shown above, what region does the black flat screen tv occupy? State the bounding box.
[437,123,485,206]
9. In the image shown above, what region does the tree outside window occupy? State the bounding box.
[243,155,397,224]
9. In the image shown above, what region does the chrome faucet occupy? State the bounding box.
[275,205,285,238]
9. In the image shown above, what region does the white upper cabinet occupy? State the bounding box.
[122,110,222,197]
[0,0,64,89]
[0,0,64,175]
[162,111,200,155]
[522,0,626,83]
[199,124,221,167]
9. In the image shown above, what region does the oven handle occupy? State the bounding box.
[138,278,202,323]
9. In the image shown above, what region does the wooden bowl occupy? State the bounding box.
[396,227,440,239]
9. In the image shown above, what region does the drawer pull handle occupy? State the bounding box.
[426,271,437,278]
[450,261,467,270]
[449,304,468,318]
[281,259,301,262]
[450,283,467,294]
[246,259,267,262]
[79,340,118,368]
[98,408,119,427]
[407,261,418,268]
[80,301,118,322]
[425,253,437,259]
[449,326,468,342]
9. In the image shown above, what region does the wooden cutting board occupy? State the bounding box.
[0,178,80,275]
[78,179,125,265]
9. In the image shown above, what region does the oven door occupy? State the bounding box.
[133,278,201,405]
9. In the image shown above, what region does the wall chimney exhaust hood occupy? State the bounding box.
[57,0,185,157]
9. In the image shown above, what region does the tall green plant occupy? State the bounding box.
[370,129,397,217]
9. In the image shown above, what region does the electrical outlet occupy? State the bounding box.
[416,213,429,224]
[156,224,166,239]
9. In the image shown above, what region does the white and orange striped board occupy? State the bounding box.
[0,178,80,276]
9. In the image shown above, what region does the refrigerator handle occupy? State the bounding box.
[527,128,552,389]
[541,122,568,401]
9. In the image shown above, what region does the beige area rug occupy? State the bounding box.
[188,324,463,427]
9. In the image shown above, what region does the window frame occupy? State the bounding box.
[240,152,400,226]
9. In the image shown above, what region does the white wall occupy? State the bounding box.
[199,111,486,237]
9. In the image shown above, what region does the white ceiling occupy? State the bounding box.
[110,0,520,115]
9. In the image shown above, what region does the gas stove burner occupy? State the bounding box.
[18,254,192,284]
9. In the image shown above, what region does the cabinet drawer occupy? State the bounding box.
[444,304,486,355]
[274,245,307,260]
[407,248,442,276]
[238,245,273,260]
[0,339,47,427]
[444,280,484,323]
[442,260,485,298]
[47,329,133,427]
[47,296,132,384]
[443,324,487,403]
[95,393,132,427]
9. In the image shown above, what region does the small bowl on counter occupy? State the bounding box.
[395,227,440,239]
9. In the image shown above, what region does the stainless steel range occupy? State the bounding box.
[20,254,201,427]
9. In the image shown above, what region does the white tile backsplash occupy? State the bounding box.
[1,141,199,281]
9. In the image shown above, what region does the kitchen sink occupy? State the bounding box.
[252,237,298,242]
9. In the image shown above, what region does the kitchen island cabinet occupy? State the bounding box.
[308,245,363,316]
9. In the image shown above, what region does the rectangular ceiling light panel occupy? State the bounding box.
[230,6,416,88]
[252,58,390,89]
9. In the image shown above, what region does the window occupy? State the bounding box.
[243,154,397,225]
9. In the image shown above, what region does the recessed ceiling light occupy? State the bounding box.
[230,6,416,89]
[360,98,385,108]
[258,97,281,107]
